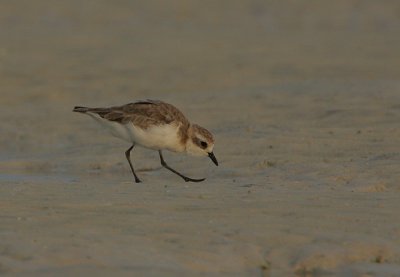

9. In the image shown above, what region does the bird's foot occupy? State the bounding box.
[183,177,206,183]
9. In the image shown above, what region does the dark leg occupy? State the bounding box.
[158,150,205,182]
[125,144,141,183]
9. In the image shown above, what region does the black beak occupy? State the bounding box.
[208,152,218,166]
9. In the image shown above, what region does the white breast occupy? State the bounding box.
[86,112,185,152]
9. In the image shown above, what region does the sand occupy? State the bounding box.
[1,1,400,276]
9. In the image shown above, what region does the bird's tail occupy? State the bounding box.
[73,106,90,113]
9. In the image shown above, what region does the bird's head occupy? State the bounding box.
[186,124,218,166]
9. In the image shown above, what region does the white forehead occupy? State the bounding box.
[196,133,214,143]
[196,134,207,141]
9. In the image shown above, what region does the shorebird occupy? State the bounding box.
[73,100,218,183]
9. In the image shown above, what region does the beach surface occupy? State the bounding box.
[1,1,400,276]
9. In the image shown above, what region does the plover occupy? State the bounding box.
[73,100,218,183]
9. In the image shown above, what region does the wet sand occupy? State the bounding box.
[1,1,400,276]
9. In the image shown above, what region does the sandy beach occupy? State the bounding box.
[1,1,400,276]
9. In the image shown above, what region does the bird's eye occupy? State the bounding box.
[200,141,208,148]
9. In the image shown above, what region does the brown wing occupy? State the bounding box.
[86,100,190,130]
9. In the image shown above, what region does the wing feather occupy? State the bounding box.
[85,100,189,130]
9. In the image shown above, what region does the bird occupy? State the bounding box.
[73,100,218,183]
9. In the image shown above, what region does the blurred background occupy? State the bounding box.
[1,2,400,275]
[1,0,399,160]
